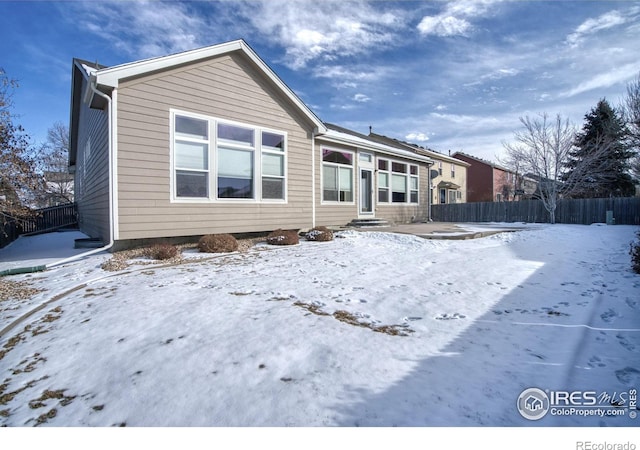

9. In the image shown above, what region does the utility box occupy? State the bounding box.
[606,210,615,225]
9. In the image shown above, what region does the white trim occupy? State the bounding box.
[311,130,316,227]
[170,109,288,204]
[320,146,356,206]
[111,88,120,240]
[94,40,326,134]
[316,129,434,165]
[358,168,375,217]
[376,157,420,205]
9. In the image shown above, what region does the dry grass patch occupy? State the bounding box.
[293,302,412,336]
[0,280,46,302]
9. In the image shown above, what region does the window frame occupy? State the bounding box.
[376,157,419,205]
[170,109,288,204]
[321,146,355,205]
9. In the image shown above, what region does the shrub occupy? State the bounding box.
[148,243,179,260]
[631,231,640,274]
[266,229,299,246]
[305,226,334,242]
[198,234,238,253]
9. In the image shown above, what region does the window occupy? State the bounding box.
[440,188,446,204]
[172,111,286,202]
[410,165,419,203]
[377,159,419,204]
[322,149,353,202]
[438,161,443,176]
[261,131,285,200]
[217,123,255,199]
[451,164,456,178]
[174,116,209,198]
[378,159,389,202]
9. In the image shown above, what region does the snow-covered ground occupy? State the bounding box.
[0,224,639,428]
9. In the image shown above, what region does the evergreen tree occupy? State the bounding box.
[563,99,635,198]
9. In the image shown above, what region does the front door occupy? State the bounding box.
[359,169,373,215]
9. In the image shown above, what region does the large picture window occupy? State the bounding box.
[377,158,419,204]
[322,148,353,203]
[172,111,286,202]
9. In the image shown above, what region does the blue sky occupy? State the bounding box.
[1,0,639,161]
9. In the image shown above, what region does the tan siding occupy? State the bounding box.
[314,141,431,226]
[116,52,315,240]
[74,76,110,242]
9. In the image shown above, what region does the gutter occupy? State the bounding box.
[1,78,116,277]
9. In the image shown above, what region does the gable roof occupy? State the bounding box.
[452,151,512,173]
[368,132,470,166]
[80,39,326,134]
[319,123,434,164]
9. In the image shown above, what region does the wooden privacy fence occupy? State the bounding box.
[431,197,640,225]
[1,203,78,249]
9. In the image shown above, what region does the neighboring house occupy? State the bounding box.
[367,133,469,205]
[69,40,434,249]
[452,152,532,202]
[42,171,74,207]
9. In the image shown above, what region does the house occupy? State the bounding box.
[452,152,526,202]
[367,133,469,205]
[69,40,434,249]
[42,171,74,207]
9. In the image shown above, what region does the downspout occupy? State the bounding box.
[0,78,115,277]
[47,79,116,268]
[311,128,316,228]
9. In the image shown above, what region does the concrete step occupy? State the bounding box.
[347,218,392,228]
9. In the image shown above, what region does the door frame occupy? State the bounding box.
[358,152,375,217]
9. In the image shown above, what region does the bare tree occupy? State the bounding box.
[1,69,42,213]
[36,121,73,206]
[622,72,640,185]
[502,113,575,223]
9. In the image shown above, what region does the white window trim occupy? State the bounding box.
[170,109,288,204]
[376,157,419,205]
[321,146,355,205]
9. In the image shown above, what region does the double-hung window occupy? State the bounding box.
[217,123,255,199]
[409,165,419,203]
[172,111,286,202]
[377,158,419,204]
[322,148,353,202]
[378,159,389,203]
[261,132,286,199]
[174,116,209,198]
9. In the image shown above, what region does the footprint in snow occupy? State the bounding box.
[600,309,617,323]
[616,334,637,352]
[615,367,640,386]
[588,355,606,368]
[435,313,466,320]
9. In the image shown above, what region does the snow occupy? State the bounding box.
[0,230,100,270]
[0,224,639,433]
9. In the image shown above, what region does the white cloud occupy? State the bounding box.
[417,15,471,37]
[417,0,503,37]
[353,93,371,103]
[244,0,407,69]
[435,104,447,111]
[566,10,628,47]
[405,132,430,142]
[561,62,640,98]
[70,1,217,59]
